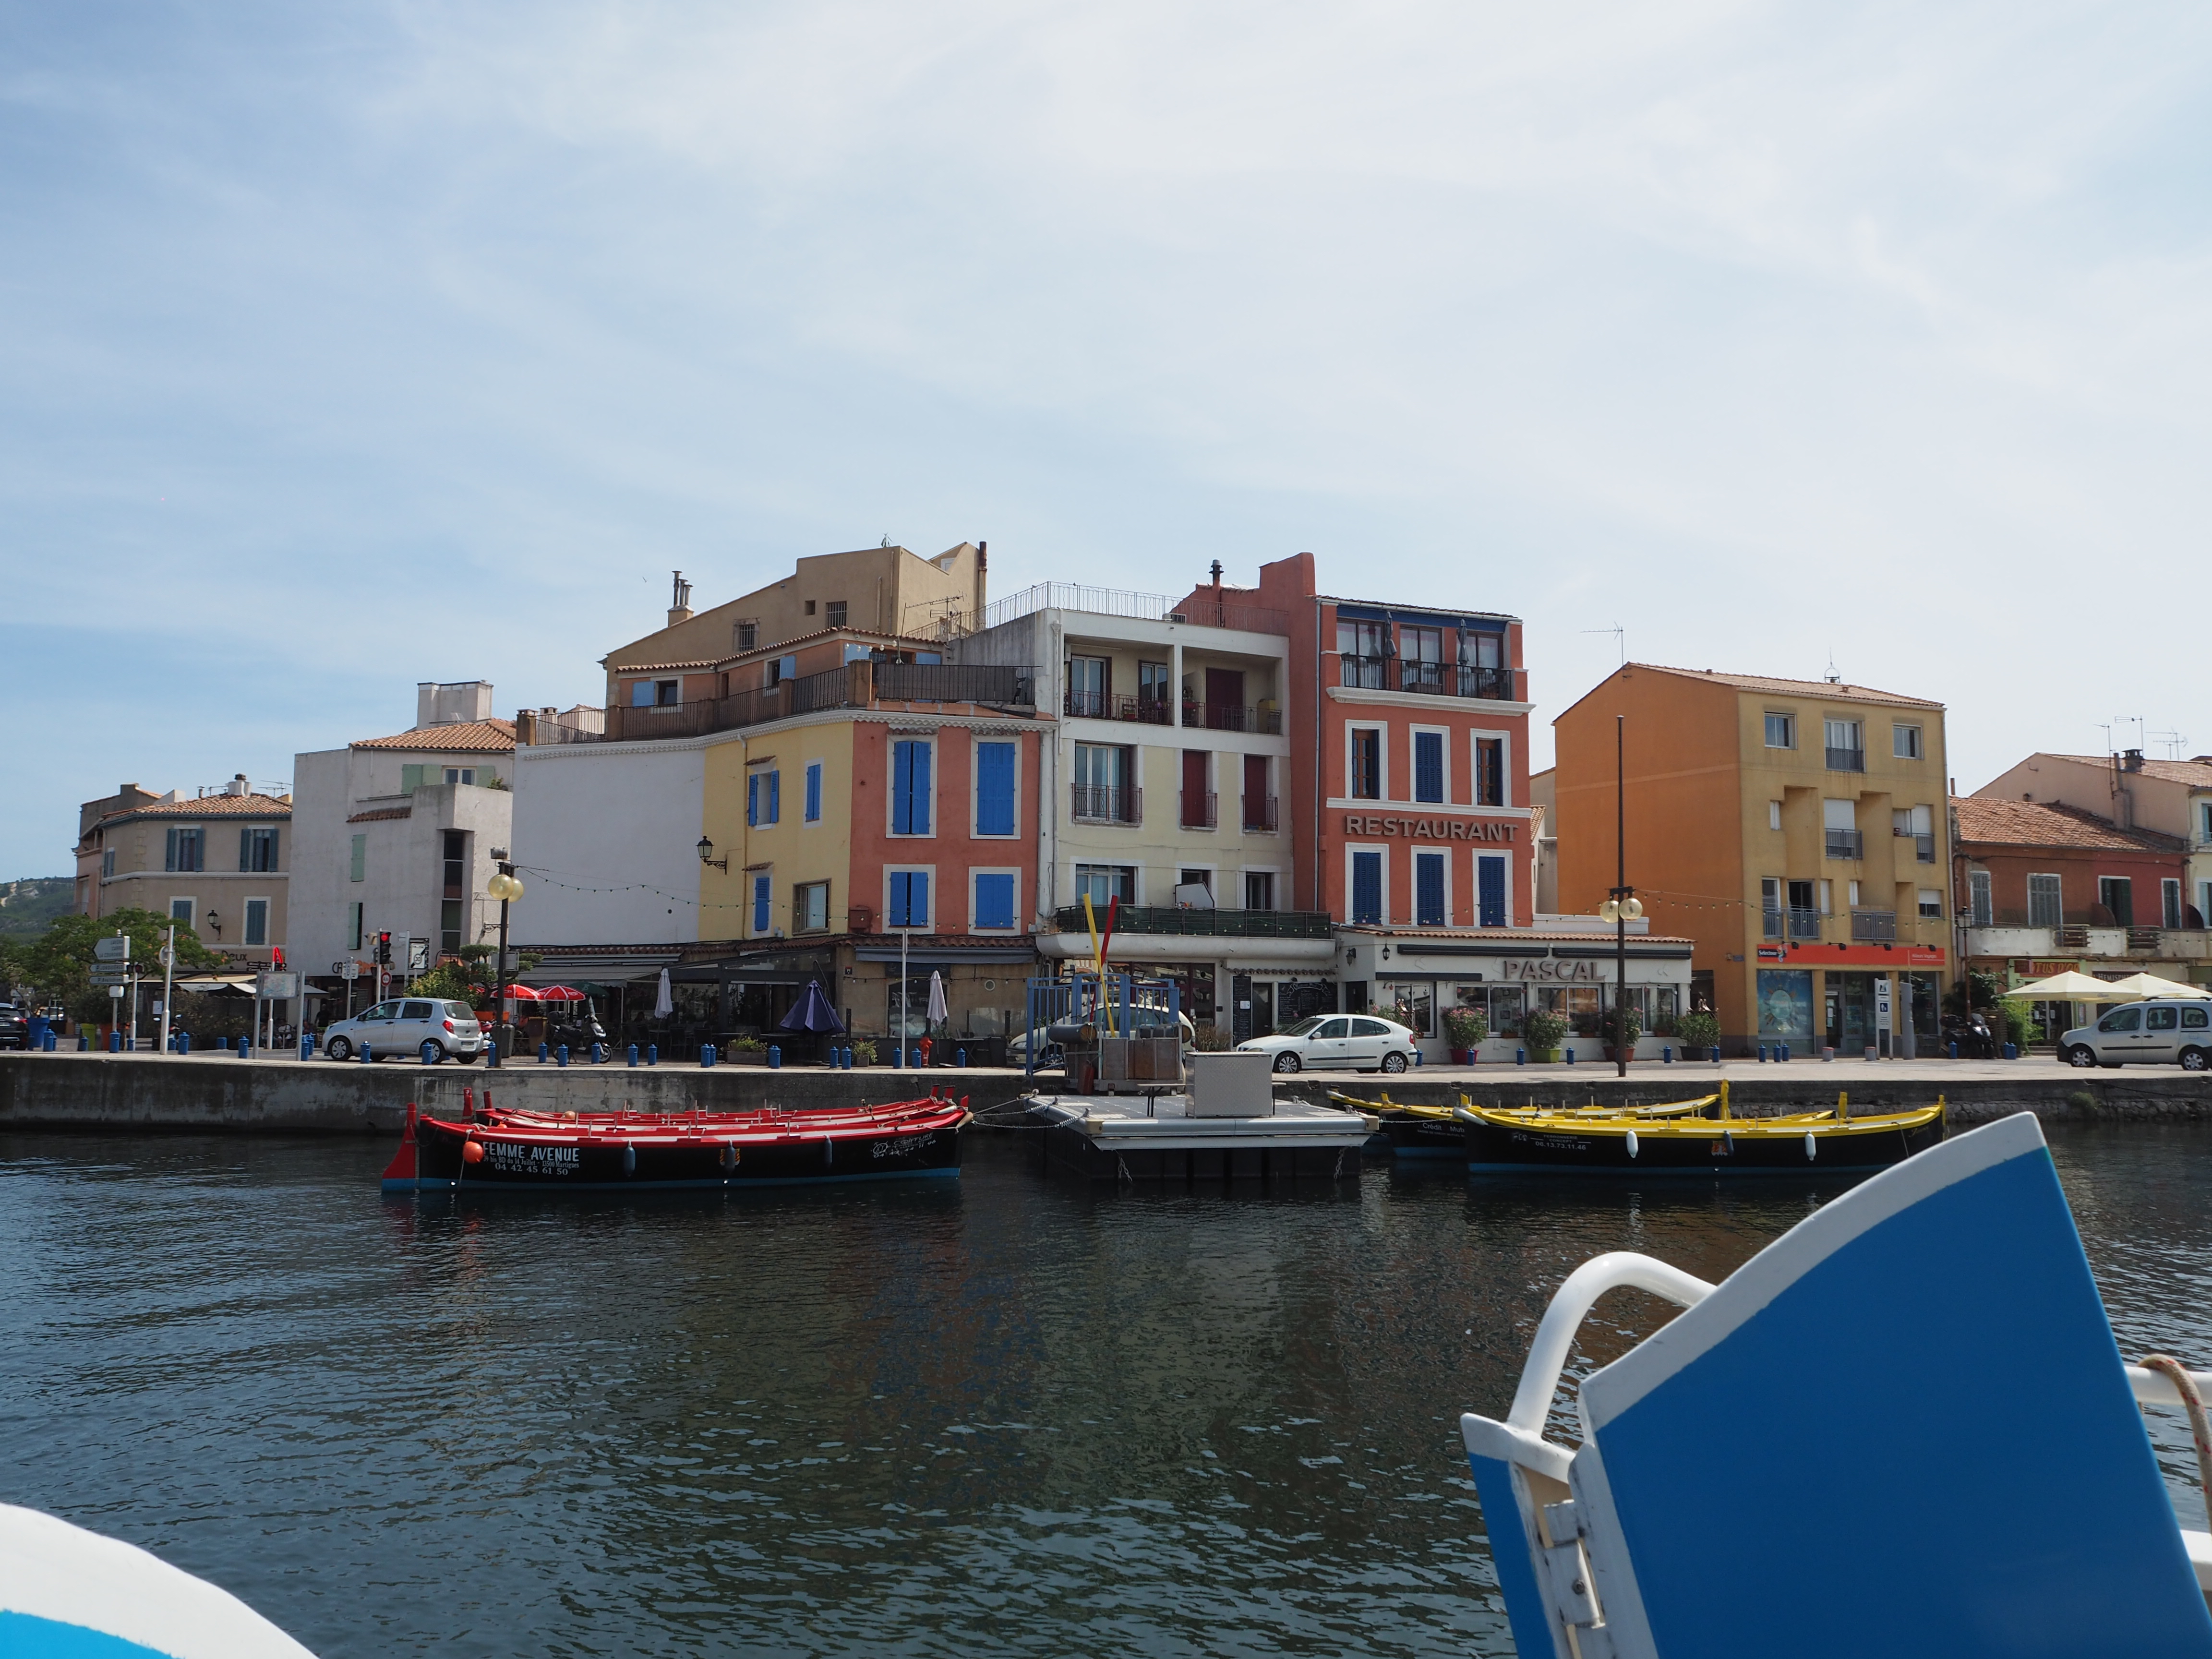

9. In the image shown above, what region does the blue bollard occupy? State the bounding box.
[648,1044,658,1066]
[361,1042,373,1064]
[1515,1046,1526,1065]
[1757,1043,1767,1063]
[47,1030,59,1052]
[218,1036,230,1051]
[628,1044,639,1067]
[768,1045,781,1069]
[591,1043,603,1065]
[78,1033,89,1050]
[1948,1040,1959,1060]
[1780,1042,1791,1062]
[1412,1048,1423,1066]
[2003,1041,2018,1060]
[108,1031,121,1053]
[1708,1046,1721,1063]
[1565,1045,1576,1065]
[701,1043,716,1069]
[557,1044,569,1068]
[421,1040,437,1065]
[300,1033,313,1061]
[1662,1045,1673,1063]
[957,1047,966,1068]
[487,1040,500,1068]
[238,1040,252,1059]
[538,1041,550,1063]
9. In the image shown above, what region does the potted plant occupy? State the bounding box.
[1442,1005,1489,1064]
[1601,1002,1643,1061]
[1523,1007,1567,1062]
[849,1037,878,1067]
[1676,1009,1721,1058]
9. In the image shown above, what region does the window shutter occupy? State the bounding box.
[768,770,780,824]
[401,764,424,793]
[912,743,931,835]
[1352,851,1382,925]
[975,873,1013,929]
[893,741,932,836]
[747,774,759,827]
[240,828,252,872]
[1414,733,1443,804]
[166,827,179,872]
[911,872,929,928]
[1417,853,1445,925]
[805,763,822,823]
[976,743,1014,836]
[1479,855,1507,927]
[753,875,770,933]
[350,834,366,882]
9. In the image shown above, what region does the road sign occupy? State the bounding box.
[88,968,131,986]
[94,937,131,962]
[342,961,360,981]
[406,938,429,974]
[257,972,301,1000]
[108,986,125,1000]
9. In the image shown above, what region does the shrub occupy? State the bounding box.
[849,1038,878,1066]
[1442,1005,1489,1049]
[1523,1008,1568,1051]
[1603,1002,1643,1049]
[1676,1010,1722,1052]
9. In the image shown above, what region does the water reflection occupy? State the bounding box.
[0,1121,2204,1656]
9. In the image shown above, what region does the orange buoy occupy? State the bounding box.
[462,1140,485,1164]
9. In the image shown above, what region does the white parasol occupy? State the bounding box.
[2002,970,2139,1002]
[2102,971,2212,999]
[926,970,948,1030]
[654,967,674,1019]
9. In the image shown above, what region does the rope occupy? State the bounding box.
[2140,1354,2212,1507]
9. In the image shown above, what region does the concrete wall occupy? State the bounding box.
[511,738,709,947]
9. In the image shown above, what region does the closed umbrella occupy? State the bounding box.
[653,968,674,1019]
[778,980,847,1035]
[926,971,949,1031]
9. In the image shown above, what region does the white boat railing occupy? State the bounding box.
[1505,1251,1716,1433]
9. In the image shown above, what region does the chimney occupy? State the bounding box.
[668,570,694,627]
[1209,559,1224,590]
[973,541,988,617]
[418,681,495,727]
[226,773,249,796]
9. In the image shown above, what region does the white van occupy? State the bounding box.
[2059,1000,2212,1070]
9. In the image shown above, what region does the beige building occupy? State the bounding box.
[74,776,294,965]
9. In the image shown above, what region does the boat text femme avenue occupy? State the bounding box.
[1337,1084,1947,1173]
[379,1095,968,1192]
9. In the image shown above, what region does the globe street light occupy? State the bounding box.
[486,863,525,1044]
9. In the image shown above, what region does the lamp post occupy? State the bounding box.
[486,863,525,1035]
[1598,714,1645,1078]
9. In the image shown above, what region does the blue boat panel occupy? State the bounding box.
[1581,1115,2212,1658]
[1464,1454,1558,1659]
[0,1611,178,1658]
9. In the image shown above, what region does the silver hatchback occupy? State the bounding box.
[2060,999,2212,1070]
[323,998,484,1064]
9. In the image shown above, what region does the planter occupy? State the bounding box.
[1450,1047,1471,1065]
[1534,1048,1563,1063]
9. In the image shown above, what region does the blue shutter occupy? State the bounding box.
[805,763,822,823]
[1416,852,1446,926]
[239,828,252,872]
[911,743,930,835]
[753,875,770,933]
[911,871,929,928]
[893,741,932,835]
[767,770,780,824]
[976,742,1015,836]
[166,827,179,872]
[747,774,759,827]
[1479,855,1507,928]
[1414,732,1444,804]
[889,872,908,927]
[975,873,1014,929]
[1352,851,1382,925]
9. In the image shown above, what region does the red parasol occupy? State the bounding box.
[537,985,589,1002]
[503,985,543,1002]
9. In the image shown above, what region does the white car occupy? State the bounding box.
[1237,1014,1419,1074]
[2060,999,2212,1070]
[323,998,485,1064]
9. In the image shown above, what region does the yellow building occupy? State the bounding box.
[1555,665,1952,1055]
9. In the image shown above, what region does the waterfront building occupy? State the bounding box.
[1951,794,2203,1038]
[289,682,516,1010]
[1554,665,1954,1057]
[1976,750,2212,931]
[72,776,292,965]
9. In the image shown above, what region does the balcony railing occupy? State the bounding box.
[1071,785,1142,825]
[1915,833,1935,863]
[600,662,1034,744]
[1184,701,1283,734]
[1762,907,1824,940]
[1338,656,1519,701]
[982,582,1288,637]
[1048,905,1333,940]
[1243,795,1278,832]
[1826,746,1865,772]
[1064,690,1174,725]
[1825,828,1863,860]
[1851,909,1897,941]
[1180,790,1217,830]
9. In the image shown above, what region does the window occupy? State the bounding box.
[892,740,931,834]
[1478,854,1507,927]
[888,870,931,929]
[1824,719,1863,770]
[1400,626,1445,692]
[348,903,363,951]
[2187,1006,2212,1030]
[1138,661,1171,720]
[1413,732,1444,804]
[443,767,476,786]
[2200,801,2212,846]
[350,833,366,882]
[165,827,204,872]
[1847,879,1861,908]
[2201,880,2212,929]
[1764,712,1795,749]
[2099,876,2133,927]
[973,872,1016,930]
[1067,655,1110,718]
[1072,743,1134,822]
[1415,851,1446,926]
[1351,849,1383,924]
[1768,800,1782,831]
[1350,729,1382,800]
[2146,1006,2179,1031]
[975,741,1016,836]
[169,897,194,927]
[1823,798,1860,859]
[240,826,279,871]
[2098,1006,2140,1034]
[1918,888,1943,919]
[101,848,114,878]
[804,599,817,615]
[2164,878,2184,930]
[1969,870,1993,926]
[1475,738,1504,807]
[630,678,679,707]
[752,874,772,934]
[768,655,797,686]
[401,763,426,793]
[735,620,757,652]
[1894,723,1923,759]
[2028,873,2061,929]
[1818,878,1833,914]
[1073,864,1136,906]
[1337,619,1389,688]
[794,880,830,933]
[805,762,823,823]
[826,601,847,629]
[1245,870,1274,911]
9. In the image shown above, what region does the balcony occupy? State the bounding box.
[1048,904,1333,940]
[1065,690,1174,725]
[1762,907,1824,940]
[1338,656,1519,702]
[1183,701,1284,734]
[1825,828,1863,860]
[1915,833,1936,863]
[1850,909,1897,941]
[1180,790,1217,830]
[598,661,1034,745]
[1071,784,1142,825]
[1826,746,1865,772]
[1243,795,1278,833]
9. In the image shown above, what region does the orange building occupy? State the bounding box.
[1554,665,1952,1056]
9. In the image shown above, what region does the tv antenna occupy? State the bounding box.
[1582,624,1625,665]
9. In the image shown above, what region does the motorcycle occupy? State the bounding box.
[1941,1012,1997,1058]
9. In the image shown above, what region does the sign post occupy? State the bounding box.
[1875,975,1894,1058]
[158,927,175,1055]
[95,934,131,1049]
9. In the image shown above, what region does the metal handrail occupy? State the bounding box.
[1851,909,1898,941]
[1071,785,1141,824]
[1826,829,1864,859]
[1047,905,1332,939]
[1180,790,1217,829]
[1243,795,1279,832]
[1826,746,1866,772]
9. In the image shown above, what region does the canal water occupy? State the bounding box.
[0,1121,2206,1657]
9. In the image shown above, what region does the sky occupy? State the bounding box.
[3,0,2209,880]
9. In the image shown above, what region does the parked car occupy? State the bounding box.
[2060,999,2212,1070]
[322,998,485,1064]
[1237,1013,1419,1074]
[0,1003,27,1050]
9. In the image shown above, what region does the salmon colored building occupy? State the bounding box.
[1554,665,1953,1056]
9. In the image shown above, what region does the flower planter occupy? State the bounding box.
[1450,1047,1471,1065]
[1534,1047,1562,1063]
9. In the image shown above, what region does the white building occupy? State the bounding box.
[290,682,516,1005]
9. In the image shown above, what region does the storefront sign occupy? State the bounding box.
[1766,943,1946,968]
[2014,959,2079,978]
[1494,956,1605,983]
[1340,813,1517,842]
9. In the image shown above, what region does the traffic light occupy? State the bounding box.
[375,931,392,965]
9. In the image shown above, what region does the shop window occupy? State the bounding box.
[794,881,830,933]
[1383,982,1435,1037]
[1757,969,1815,1043]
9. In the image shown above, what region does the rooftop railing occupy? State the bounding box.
[1338,656,1519,701]
[593,661,1034,745]
[982,582,1288,637]
[1047,904,1334,940]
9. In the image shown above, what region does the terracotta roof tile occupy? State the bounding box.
[88,793,292,832]
[1951,796,2183,852]
[2040,753,2212,789]
[1627,663,1943,710]
[346,806,412,824]
[351,718,517,752]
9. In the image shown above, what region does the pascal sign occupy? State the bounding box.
[1341,813,1517,842]
[1495,957,1605,983]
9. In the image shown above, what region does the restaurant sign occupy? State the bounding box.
[1341,813,1517,842]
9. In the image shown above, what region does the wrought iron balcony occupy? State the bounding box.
[1071,784,1142,825]
[1243,795,1278,832]
[1065,690,1174,725]
[1336,655,1518,701]
[1180,790,1217,830]
[1825,828,1863,859]
[1182,701,1284,734]
[1850,909,1897,941]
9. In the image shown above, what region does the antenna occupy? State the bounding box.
[1581,624,1625,665]
[2152,729,2189,760]
[1824,651,1841,685]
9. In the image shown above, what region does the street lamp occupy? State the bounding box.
[1600,714,1645,1078]
[697,836,728,871]
[486,864,525,1043]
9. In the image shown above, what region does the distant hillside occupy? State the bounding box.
[0,878,74,937]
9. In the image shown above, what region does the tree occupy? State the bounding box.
[18,909,226,1025]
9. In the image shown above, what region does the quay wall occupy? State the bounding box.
[2,1054,2209,1135]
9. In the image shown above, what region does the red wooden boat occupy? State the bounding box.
[381,1092,968,1192]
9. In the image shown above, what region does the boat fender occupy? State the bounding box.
[1721,1129,1734,1155]
[720,1142,738,1173]
[1625,1129,1639,1159]
[462,1140,484,1164]
[1804,1131,1817,1162]
[463,1087,475,1119]
[960,1096,969,1112]
[621,1144,637,1176]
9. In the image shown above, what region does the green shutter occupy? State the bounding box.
[350,834,366,882]
[401,764,425,793]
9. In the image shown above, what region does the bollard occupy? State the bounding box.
[47,1030,59,1052]
[239,1038,253,1059]
[361,1042,373,1064]
[2003,1041,2018,1060]
[1708,1046,1721,1063]
[591,1043,603,1065]
[218,1036,230,1051]
[628,1044,639,1067]
[422,1040,438,1065]
[768,1045,781,1069]
[957,1047,967,1068]
[1863,1046,1877,1062]
[1948,1040,1959,1060]
[701,1043,716,1069]
[78,1033,89,1050]
[1823,1046,1835,1061]
[1412,1048,1423,1067]
[1780,1043,1791,1062]
[843,1047,854,1069]
[108,1031,121,1053]
[1515,1047,1526,1065]
[1565,1045,1576,1065]
[1662,1045,1673,1063]
[1758,1044,1768,1063]
[487,1040,500,1069]
[538,1042,550,1064]
[648,1044,658,1066]
[300,1032,313,1061]
[557,1044,569,1068]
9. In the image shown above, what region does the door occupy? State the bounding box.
[1204,668,1244,729]
[1243,755,1271,831]
[2137,1003,2180,1062]
[2093,1003,2141,1062]
[361,1001,400,1044]
[1251,982,1276,1038]
[1067,655,1108,718]
[1181,750,1212,827]
[399,999,436,1050]
[2099,877,2134,926]
[1307,1015,1350,1066]
[1347,1016,1394,1066]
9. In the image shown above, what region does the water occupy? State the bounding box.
[0,1122,2206,1656]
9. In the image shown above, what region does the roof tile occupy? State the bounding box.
[351,718,517,753]
[1627,663,1943,710]
[1951,796,2183,852]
